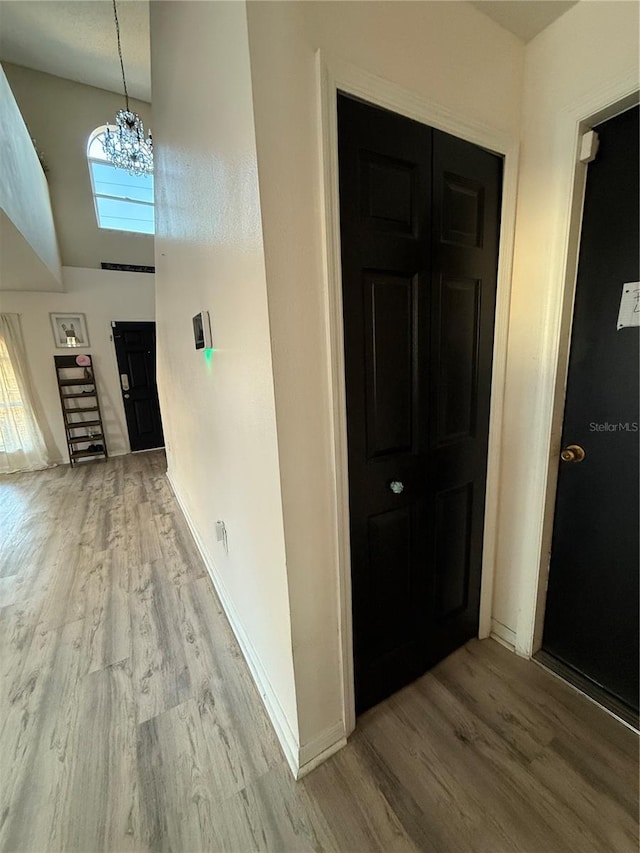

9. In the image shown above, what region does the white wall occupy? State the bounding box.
[0,65,61,291]
[246,0,524,756]
[493,0,639,653]
[149,0,637,776]
[0,267,155,462]
[1,62,154,270]
[149,1,299,767]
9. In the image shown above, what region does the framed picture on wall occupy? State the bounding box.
[50,313,90,348]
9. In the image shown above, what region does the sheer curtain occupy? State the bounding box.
[0,314,50,474]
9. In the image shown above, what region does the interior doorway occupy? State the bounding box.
[112,321,164,453]
[537,106,639,728]
[337,94,503,713]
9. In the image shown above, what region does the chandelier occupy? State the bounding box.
[103,0,153,177]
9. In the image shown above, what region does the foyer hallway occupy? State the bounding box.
[0,452,637,852]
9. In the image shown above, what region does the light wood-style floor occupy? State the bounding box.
[1,452,637,853]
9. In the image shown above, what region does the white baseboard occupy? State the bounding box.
[297,721,347,778]
[490,618,517,651]
[165,471,304,777]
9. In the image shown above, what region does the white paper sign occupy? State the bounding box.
[617,282,640,330]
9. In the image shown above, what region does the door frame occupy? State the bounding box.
[528,86,640,657]
[316,51,520,735]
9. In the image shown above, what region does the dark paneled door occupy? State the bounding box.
[338,94,502,713]
[542,106,639,718]
[112,321,164,452]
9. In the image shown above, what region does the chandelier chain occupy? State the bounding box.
[103,0,153,175]
[112,0,129,112]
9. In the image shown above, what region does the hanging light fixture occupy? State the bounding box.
[103,0,153,176]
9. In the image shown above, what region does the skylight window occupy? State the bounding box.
[87,127,154,235]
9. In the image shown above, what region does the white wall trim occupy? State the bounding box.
[490,618,517,652]
[165,470,302,778]
[316,51,520,736]
[514,69,639,657]
[297,721,347,779]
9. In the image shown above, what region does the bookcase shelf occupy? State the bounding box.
[54,354,108,467]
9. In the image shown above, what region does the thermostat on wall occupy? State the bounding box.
[193,311,212,350]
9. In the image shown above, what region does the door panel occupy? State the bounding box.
[428,130,501,667]
[364,273,416,457]
[125,350,153,389]
[542,106,639,716]
[340,96,432,713]
[360,151,418,233]
[365,507,414,657]
[436,276,480,443]
[338,94,502,712]
[112,321,164,452]
[441,173,484,248]
[434,482,473,619]
[132,399,155,435]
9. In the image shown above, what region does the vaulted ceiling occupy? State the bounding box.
[0,1,151,101]
[0,0,580,103]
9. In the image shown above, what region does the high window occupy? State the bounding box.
[87,126,154,235]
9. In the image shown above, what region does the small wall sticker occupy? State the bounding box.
[617,282,640,330]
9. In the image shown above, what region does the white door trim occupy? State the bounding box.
[518,75,640,657]
[316,51,520,735]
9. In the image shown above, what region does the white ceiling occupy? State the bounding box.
[0,1,151,102]
[0,0,579,102]
[470,1,579,42]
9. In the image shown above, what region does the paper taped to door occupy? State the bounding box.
[617,282,640,330]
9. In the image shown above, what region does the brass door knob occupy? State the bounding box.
[560,444,586,463]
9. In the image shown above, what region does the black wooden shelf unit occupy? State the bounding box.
[54,354,108,466]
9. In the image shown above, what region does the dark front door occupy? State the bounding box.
[112,321,164,452]
[542,106,639,719]
[338,94,502,713]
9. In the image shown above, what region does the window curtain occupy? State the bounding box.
[0,313,50,474]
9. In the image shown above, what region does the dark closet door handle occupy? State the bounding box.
[560,444,586,463]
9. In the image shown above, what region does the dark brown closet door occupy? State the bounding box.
[338,94,502,712]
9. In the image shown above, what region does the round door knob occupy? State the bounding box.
[389,480,404,494]
[560,444,585,463]
[124,393,130,399]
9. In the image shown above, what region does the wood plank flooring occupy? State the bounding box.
[1,451,637,852]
